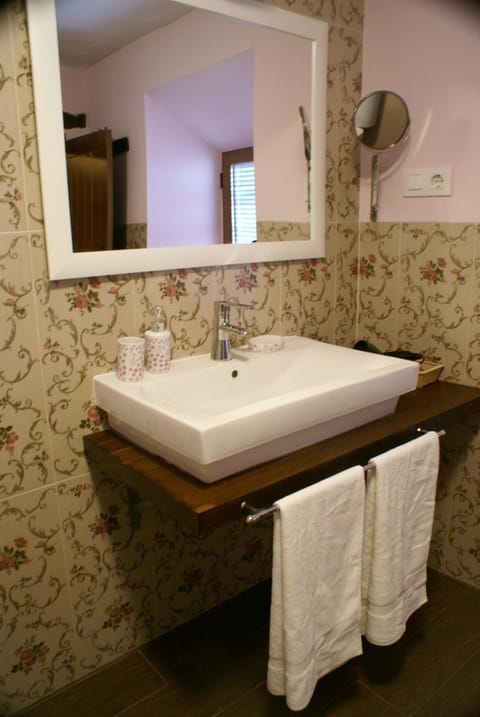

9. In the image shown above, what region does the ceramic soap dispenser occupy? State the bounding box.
[145,305,171,373]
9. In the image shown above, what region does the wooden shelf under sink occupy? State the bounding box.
[83,381,480,533]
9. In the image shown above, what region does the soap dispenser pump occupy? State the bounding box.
[144,305,171,373]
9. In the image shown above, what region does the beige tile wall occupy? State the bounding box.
[0,0,362,713]
[356,222,480,591]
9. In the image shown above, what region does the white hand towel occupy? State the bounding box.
[361,431,440,646]
[267,467,365,711]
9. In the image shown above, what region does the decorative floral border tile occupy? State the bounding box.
[125,223,147,249]
[0,487,75,716]
[256,221,310,242]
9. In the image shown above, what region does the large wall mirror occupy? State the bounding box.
[26,0,328,280]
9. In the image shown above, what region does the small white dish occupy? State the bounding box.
[248,335,285,353]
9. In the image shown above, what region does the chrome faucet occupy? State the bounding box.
[211,300,252,360]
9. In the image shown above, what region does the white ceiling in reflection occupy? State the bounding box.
[56,0,191,66]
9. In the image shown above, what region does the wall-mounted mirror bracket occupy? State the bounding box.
[353,90,410,222]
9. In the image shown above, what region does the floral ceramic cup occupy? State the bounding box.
[116,337,145,382]
[145,332,170,373]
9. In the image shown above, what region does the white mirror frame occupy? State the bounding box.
[27,0,327,280]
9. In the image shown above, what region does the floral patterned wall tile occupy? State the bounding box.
[256,221,310,243]
[333,222,359,346]
[30,242,137,481]
[398,223,475,383]
[148,502,273,639]
[56,471,158,678]
[217,262,283,341]
[8,1,44,231]
[428,422,473,574]
[0,5,28,233]
[57,459,274,679]
[330,26,362,222]
[0,487,75,715]
[268,0,363,30]
[464,224,480,387]
[262,0,336,24]
[281,257,333,341]
[136,267,217,358]
[336,0,364,32]
[356,223,401,351]
[0,233,54,497]
[325,118,337,224]
[440,412,480,588]
[357,221,480,591]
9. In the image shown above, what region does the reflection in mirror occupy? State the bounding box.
[27,0,328,279]
[57,1,312,251]
[353,90,410,221]
[353,91,409,151]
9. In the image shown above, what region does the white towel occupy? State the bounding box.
[267,467,365,711]
[361,431,440,646]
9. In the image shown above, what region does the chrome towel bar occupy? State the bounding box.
[241,428,446,524]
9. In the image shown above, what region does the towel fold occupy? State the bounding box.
[361,431,440,646]
[267,467,365,711]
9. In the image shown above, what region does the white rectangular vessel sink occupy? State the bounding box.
[93,337,419,483]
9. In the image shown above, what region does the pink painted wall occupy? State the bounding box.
[361,0,480,222]
[145,97,221,247]
[145,49,254,246]
[255,31,311,223]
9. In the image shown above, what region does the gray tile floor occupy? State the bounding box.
[20,570,480,717]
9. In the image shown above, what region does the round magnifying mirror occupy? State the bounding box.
[353,90,410,221]
[353,90,410,152]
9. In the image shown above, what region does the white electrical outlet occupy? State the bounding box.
[403,167,452,197]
